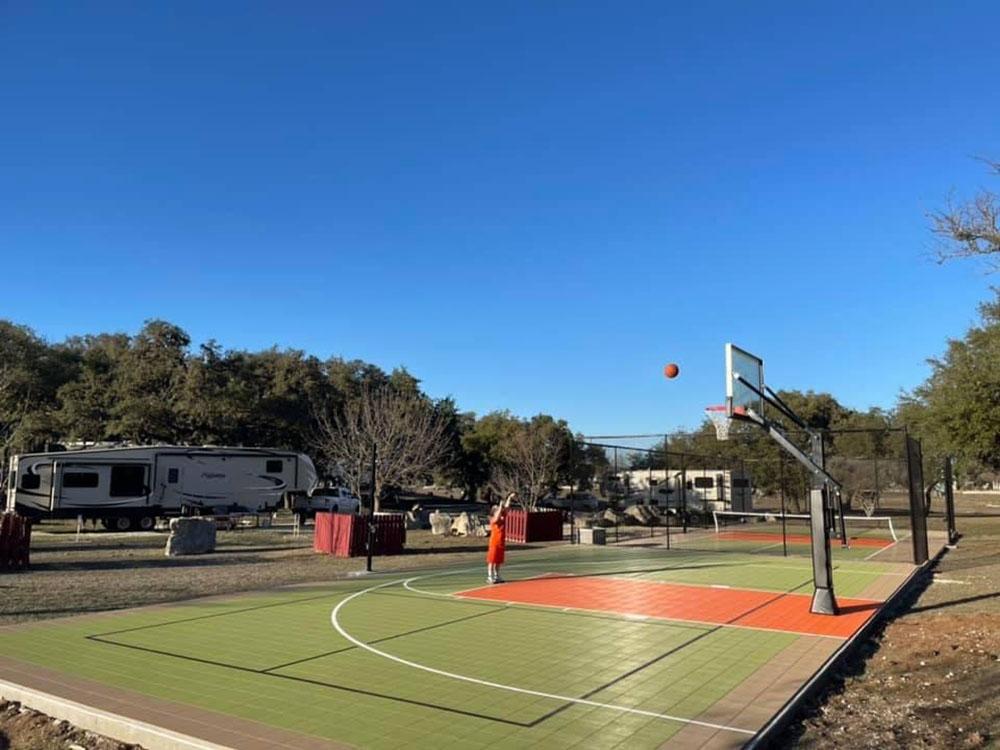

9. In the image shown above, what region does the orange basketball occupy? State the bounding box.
[664,363,680,379]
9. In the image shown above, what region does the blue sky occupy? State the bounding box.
[2,2,998,434]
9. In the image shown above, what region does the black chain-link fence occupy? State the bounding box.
[554,428,941,563]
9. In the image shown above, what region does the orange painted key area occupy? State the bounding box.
[458,576,880,638]
[716,531,893,549]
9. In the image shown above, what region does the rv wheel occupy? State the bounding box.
[137,515,156,532]
[112,516,134,532]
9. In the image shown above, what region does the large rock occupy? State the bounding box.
[625,504,656,525]
[165,517,217,556]
[450,511,487,537]
[593,508,621,527]
[429,510,452,536]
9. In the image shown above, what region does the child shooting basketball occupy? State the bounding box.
[487,492,516,584]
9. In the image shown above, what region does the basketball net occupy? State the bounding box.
[860,492,878,518]
[705,405,731,442]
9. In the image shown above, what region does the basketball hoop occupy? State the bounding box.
[860,491,878,518]
[706,405,731,441]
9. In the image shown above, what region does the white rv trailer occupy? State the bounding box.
[619,468,753,513]
[5,446,318,531]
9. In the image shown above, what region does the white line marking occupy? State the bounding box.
[863,538,902,561]
[330,577,757,736]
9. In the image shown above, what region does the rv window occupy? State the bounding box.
[64,472,99,489]
[693,477,714,489]
[20,473,41,490]
[110,465,146,497]
[167,468,179,484]
[266,460,284,474]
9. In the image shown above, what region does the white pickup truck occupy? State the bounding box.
[287,486,361,520]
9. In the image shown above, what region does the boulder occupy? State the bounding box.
[601,508,623,526]
[450,511,487,537]
[625,504,656,525]
[429,510,452,536]
[165,517,216,556]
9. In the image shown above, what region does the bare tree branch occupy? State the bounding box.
[931,159,1000,268]
[488,421,567,510]
[312,386,453,512]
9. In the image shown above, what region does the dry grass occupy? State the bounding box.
[0,522,491,626]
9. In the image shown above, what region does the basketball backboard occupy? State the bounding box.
[725,343,764,419]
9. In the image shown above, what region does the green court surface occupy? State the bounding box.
[0,544,909,749]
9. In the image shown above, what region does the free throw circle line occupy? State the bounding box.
[330,576,756,736]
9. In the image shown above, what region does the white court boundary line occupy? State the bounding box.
[330,577,757,737]
[862,534,909,561]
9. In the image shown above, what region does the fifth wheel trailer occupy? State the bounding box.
[6,446,318,531]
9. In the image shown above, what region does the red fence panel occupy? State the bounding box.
[507,509,563,543]
[314,513,406,557]
[0,513,32,571]
[313,513,335,553]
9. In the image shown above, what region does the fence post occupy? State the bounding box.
[905,433,929,565]
[943,456,958,546]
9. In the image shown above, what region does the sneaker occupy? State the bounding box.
[494,575,505,584]
[487,576,496,584]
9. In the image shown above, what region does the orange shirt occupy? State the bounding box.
[486,515,506,564]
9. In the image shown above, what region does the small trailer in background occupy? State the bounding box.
[6,446,318,531]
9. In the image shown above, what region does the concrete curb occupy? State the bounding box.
[0,678,227,750]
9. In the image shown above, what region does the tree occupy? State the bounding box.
[488,415,572,509]
[932,159,1000,267]
[0,321,76,452]
[0,364,29,489]
[897,293,1000,475]
[55,333,130,442]
[109,320,190,443]
[313,386,453,511]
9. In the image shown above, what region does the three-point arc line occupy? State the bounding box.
[329,575,757,736]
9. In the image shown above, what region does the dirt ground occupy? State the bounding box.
[783,494,1000,748]
[0,699,140,750]
[1,499,997,749]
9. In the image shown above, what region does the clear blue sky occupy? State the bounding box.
[2,2,998,434]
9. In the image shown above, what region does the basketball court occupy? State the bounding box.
[0,343,949,748]
[0,538,934,750]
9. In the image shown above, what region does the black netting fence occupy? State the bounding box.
[555,427,943,563]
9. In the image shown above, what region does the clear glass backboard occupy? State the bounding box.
[725,343,764,419]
